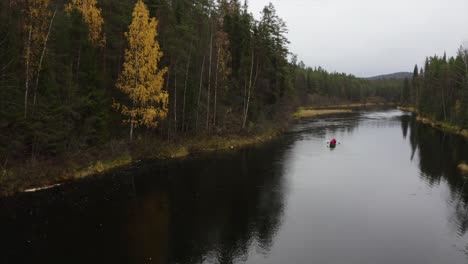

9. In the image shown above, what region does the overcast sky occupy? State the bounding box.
[249,0,468,77]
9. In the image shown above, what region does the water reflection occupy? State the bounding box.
[162,145,288,264]
[0,140,289,264]
[404,114,468,240]
[400,114,410,139]
[3,110,468,264]
[291,113,361,141]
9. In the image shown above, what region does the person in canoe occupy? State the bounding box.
[329,138,337,148]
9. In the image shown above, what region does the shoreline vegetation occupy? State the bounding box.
[293,102,395,119]
[398,106,468,138]
[398,106,468,176]
[0,129,281,197]
[293,109,352,119]
[414,116,468,176]
[0,104,380,197]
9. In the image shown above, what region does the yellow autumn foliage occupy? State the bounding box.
[66,0,106,46]
[115,0,168,129]
[25,0,51,75]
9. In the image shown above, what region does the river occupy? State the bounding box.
[2,109,468,264]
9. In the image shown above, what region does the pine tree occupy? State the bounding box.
[402,77,410,105]
[114,0,168,140]
[412,64,419,106]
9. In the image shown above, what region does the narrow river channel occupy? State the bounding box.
[2,109,468,264]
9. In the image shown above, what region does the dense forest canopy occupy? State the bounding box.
[403,47,468,128]
[0,0,401,163]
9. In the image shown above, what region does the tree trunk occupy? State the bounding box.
[76,44,81,82]
[131,51,139,141]
[33,8,57,111]
[182,42,192,132]
[206,32,213,130]
[24,27,32,118]
[130,121,134,141]
[441,83,447,121]
[213,47,220,128]
[166,63,171,140]
[173,62,177,135]
[242,51,255,129]
[243,79,247,120]
[196,55,205,131]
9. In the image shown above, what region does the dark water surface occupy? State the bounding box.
[2,110,468,264]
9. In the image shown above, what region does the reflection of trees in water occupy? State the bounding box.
[154,142,288,264]
[401,114,410,139]
[0,173,150,264]
[292,114,361,141]
[405,115,468,237]
[0,139,288,264]
[2,140,287,264]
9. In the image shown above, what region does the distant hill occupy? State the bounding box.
[366,72,412,80]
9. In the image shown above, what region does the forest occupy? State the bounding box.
[0,0,402,174]
[3,1,468,262]
[402,48,468,130]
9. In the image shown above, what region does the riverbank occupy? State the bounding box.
[415,117,468,137]
[293,108,352,119]
[397,106,418,113]
[0,129,282,196]
[293,102,395,119]
[1,104,386,197]
[397,106,468,138]
[399,106,468,177]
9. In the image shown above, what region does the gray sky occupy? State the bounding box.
[249,0,468,77]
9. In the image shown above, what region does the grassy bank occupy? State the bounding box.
[416,117,468,138]
[397,106,468,138]
[293,108,352,119]
[312,102,395,110]
[0,129,281,197]
[293,102,395,119]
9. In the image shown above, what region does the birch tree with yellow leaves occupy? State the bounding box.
[65,0,106,46]
[114,0,168,141]
[23,0,53,118]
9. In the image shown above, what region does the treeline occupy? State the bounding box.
[403,47,468,128]
[292,63,402,105]
[0,0,401,164]
[0,0,294,161]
